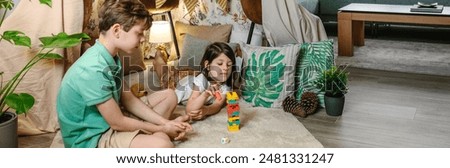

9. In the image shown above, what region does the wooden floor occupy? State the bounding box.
[19,132,56,148]
[297,67,450,147]
[18,67,450,148]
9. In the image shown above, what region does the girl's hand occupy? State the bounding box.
[204,84,221,99]
[205,84,222,101]
[187,109,206,121]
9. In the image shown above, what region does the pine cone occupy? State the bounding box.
[300,92,319,115]
[282,96,307,118]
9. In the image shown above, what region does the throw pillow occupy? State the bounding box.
[176,34,212,70]
[295,39,334,107]
[172,21,232,56]
[176,34,239,71]
[240,42,301,108]
[118,47,147,76]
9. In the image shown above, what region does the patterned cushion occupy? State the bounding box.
[295,40,334,107]
[240,42,301,108]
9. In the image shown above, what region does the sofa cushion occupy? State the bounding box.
[294,39,334,107]
[298,0,320,14]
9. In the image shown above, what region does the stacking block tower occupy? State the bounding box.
[226,92,240,132]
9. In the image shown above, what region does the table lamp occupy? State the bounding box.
[149,20,172,63]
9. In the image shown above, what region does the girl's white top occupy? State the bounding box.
[175,73,231,105]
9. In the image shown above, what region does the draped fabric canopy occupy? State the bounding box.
[262,0,328,47]
[0,0,83,135]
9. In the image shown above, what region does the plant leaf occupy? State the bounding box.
[39,0,52,7]
[68,33,91,40]
[39,32,90,48]
[2,30,31,47]
[37,53,64,59]
[0,0,14,10]
[5,93,35,115]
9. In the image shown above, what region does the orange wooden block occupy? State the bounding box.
[214,91,222,100]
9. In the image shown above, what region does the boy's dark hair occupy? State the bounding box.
[200,42,236,87]
[98,0,152,33]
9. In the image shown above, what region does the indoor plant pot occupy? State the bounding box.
[0,111,18,147]
[324,94,345,116]
[316,66,349,116]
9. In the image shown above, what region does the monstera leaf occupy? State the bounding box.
[5,93,35,115]
[295,40,334,107]
[242,49,285,107]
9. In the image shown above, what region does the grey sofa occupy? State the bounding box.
[318,0,450,21]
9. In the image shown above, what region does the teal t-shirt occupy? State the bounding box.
[57,41,123,148]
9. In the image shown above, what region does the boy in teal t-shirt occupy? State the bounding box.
[56,0,191,148]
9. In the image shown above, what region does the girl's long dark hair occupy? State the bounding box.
[200,42,236,87]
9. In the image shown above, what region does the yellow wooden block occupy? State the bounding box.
[226,91,239,101]
[228,125,239,132]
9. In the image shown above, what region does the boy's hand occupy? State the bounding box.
[161,119,192,140]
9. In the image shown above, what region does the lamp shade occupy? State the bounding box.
[149,21,172,43]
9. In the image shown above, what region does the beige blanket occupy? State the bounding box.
[0,0,83,135]
[174,104,323,148]
[51,103,323,148]
[262,0,328,46]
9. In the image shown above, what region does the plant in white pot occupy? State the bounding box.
[315,65,349,116]
[0,0,89,147]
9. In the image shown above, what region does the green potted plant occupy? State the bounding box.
[0,0,89,147]
[316,65,349,116]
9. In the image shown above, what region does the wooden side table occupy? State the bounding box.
[338,3,450,56]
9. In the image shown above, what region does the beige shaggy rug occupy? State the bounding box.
[51,101,323,148]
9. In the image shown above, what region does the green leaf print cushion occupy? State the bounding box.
[240,42,301,108]
[295,40,334,107]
